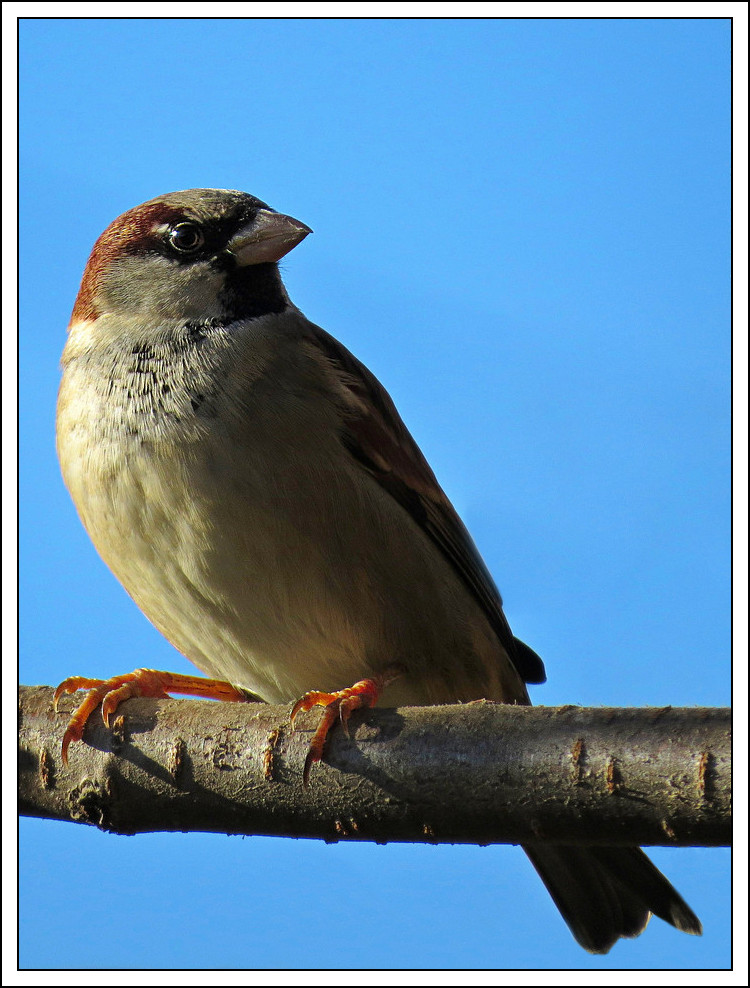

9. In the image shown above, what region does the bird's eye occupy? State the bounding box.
[168,222,205,254]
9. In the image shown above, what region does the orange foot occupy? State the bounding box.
[53,668,262,765]
[290,666,403,786]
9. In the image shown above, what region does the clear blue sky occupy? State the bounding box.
[18,16,730,972]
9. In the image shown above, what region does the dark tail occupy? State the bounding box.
[524,844,702,954]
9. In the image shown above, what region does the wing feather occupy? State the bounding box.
[307,325,545,686]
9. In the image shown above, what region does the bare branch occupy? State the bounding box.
[19,685,730,847]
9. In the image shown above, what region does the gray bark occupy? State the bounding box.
[19,685,730,847]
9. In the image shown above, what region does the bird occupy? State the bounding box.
[55,188,702,953]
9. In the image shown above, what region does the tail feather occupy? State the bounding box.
[587,846,702,935]
[524,844,702,954]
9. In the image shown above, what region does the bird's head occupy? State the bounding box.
[70,189,312,326]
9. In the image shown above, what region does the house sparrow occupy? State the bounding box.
[55,188,701,953]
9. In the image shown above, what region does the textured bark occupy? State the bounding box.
[18,685,730,847]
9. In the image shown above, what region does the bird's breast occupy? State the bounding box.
[56,317,521,706]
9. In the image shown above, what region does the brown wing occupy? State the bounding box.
[307,325,545,686]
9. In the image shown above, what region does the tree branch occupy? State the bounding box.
[19,685,730,847]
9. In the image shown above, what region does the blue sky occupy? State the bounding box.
[18,16,731,972]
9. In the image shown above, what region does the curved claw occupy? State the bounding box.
[53,676,107,711]
[57,679,121,766]
[61,722,81,767]
[290,670,403,786]
[54,668,261,765]
[302,703,341,787]
[290,691,331,727]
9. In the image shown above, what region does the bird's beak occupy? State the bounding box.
[227,209,312,266]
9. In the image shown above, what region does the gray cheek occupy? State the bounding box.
[100,255,228,320]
